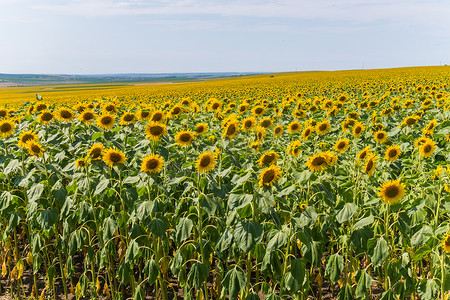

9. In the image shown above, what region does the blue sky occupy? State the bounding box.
[0,0,449,74]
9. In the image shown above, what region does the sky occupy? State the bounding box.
[0,0,449,74]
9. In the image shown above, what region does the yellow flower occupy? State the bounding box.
[419,139,436,158]
[79,110,96,124]
[378,179,405,204]
[194,123,208,135]
[223,120,239,139]
[259,117,272,129]
[252,105,265,116]
[363,155,377,176]
[137,110,151,121]
[103,103,117,113]
[18,130,38,148]
[196,151,217,173]
[257,151,279,167]
[306,153,332,172]
[38,110,54,124]
[150,110,165,123]
[0,120,15,138]
[120,112,136,125]
[103,148,126,167]
[145,122,167,141]
[242,117,256,131]
[402,115,419,127]
[385,145,401,162]
[352,122,365,138]
[302,126,314,141]
[289,140,302,157]
[443,234,450,254]
[75,158,88,168]
[141,154,164,174]
[287,120,301,134]
[357,146,372,161]
[374,130,388,144]
[334,138,350,154]
[96,114,115,130]
[175,130,195,147]
[315,120,331,135]
[259,165,282,187]
[87,143,104,160]
[273,125,283,137]
[169,105,183,117]
[28,141,44,157]
[56,108,74,122]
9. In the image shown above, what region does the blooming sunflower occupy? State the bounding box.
[103,103,117,113]
[334,138,350,154]
[259,117,272,129]
[87,143,104,160]
[259,165,282,187]
[414,136,429,148]
[273,125,283,137]
[306,153,330,172]
[385,145,401,162]
[28,141,44,157]
[363,155,377,176]
[352,122,365,138]
[419,139,436,158]
[194,123,208,135]
[289,140,302,157]
[141,154,164,174]
[302,126,314,141]
[137,110,151,121]
[96,114,115,130]
[75,158,88,168]
[175,130,195,147]
[0,120,15,138]
[257,151,279,167]
[17,130,38,148]
[56,108,74,122]
[252,105,265,116]
[357,146,372,161]
[145,122,167,141]
[242,117,256,131]
[315,120,331,135]
[79,110,96,124]
[38,110,54,124]
[150,110,165,123]
[374,130,388,144]
[287,120,301,134]
[223,120,239,139]
[443,234,450,254]
[169,105,183,118]
[402,115,419,127]
[35,102,47,112]
[0,107,8,118]
[422,119,437,136]
[103,148,126,167]
[378,179,405,204]
[120,112,136,125]
[196,151,217,173]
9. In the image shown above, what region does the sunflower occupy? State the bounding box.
[249,141,260,152]
[305,153,330,172]
[357,146,372,161]
[374,130,388,144]
[175,130,195,147]
[315,120,331,135]
[103,148,126,167]
[334,138,350,154]
[75,158,88,168]
[87,143,104,160]
[385,145,401,162]
[150,110,165,123]
[302,126,314,141]
[414,136,429,148]
[137,110,151,121]
[209,100,222,111]
[363,155,377,176]
[120,112,136,125]
[194,123,208,135]
[170,105,183,117]
[18,130,39,148]
[56,108,74,122]
[103,103,117,113]
[223,120,239,139]
[287,120,301,134]
[273,125,283,137]
[141,154,164,174]
[352,122,365,138]
[79,110,96,124]
[38,110,54,124]
[257,151,279,167]
[378,179,405,204]
[259,165,282,187]
[242,117,256,131]
[28,141,44,157]
[423,119,437,136]
[238,103,249,114]
[196,151,217,173]
[443,234,450,254]
[35,102,47,112]
[252,105,265,116]
[0,120,15,138]
[259,117,272,129]
[96,114,115,130]
[402,115,419,127]
[145,122,167,141]
[0,107,8,118]
[254,126,266,141]
[419,139,436,158]
[288,140,302,157]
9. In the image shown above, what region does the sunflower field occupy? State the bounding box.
[1,66,450,299]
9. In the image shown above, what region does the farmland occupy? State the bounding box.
[1,66,450,299]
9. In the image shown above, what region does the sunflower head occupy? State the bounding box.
[443,234,450,254]
[363,155,377,176]
[252,105,265,116]
[169,105,183,117]
[223,120,239,139]
[289,140,302,157]
[87,143,104,160]
[258,151,279,167]
[56,108,74,122]
[141,154,164,174]
[259,165,282,187]
[385,145,401,162]
[75,158,88,168]
[120,112,136,125]
[175,130,195,147]
[28,141,44,157]
[357,146,371,161]
[352,122,365,138]
[305,152,333,172]
[419,139,437,158]
[315,120,331,135]
[38,110,54,124]
[96,114,116,130]
[334,138,350,154]
[242,117,256,131]
[103,148,126,167]
[378,179,405,204]
[18,130,38,148]
[196,151,217,173]
[374,130,388,144]
[0,120,15,138]
[150,110,165,123]
[103,103,117,113]
[145,122,167,141]
[79,110,96,123]
[137,110,151,121]
[273,125,283,137]
[194,123,208,135]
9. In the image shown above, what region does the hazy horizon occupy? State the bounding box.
[1,1,449,74]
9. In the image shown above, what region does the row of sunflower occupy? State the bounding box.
[0,66,450,300]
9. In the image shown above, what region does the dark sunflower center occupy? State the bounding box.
[109,152,122,163]
[305,129,311,136]
[377,133,385,140]
[212,103,220,110]
[31,145,41,153]
[445,237,450,246]
[22,134,34,142]
[291,124,299,131]
[354,126,362,134]
[140,111,150,118]
[406,118,416,125]
[172,107,181,115]
[312,156,325,166]
[385,186,399,198]
[275,127,281,134]
[424,145,432,153]
[0,110,7,117]
[146,159,158,169]
[101,116,112,125]
[179,133,192,142]
[61,110,72,119]
[195,126,205,133]
[359,151,367,160]
[1,123,12,132]
[245,120,253,128]
[150,126,163,136]
[263,170,275,183]
[260,120,271,128]
[338,142,346,149]
[262,154,275,164]
[36,104,47,111]
[318,124,327,131]
[152,113,163,122]
[90,148,101,159]
[254,107,263,114]
[105,105,115,112]
[388,149,397,157]
[226,124,236,136]
[239,106,246,112]
[123,114,134,122]
[83,113,94,121]
[366,160,373,171]
[200,156,211,167]
[41,112,53,121]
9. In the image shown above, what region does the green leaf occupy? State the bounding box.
[175,217,193,245]
[36,209,58,231]
[125,239,141,264]
[94,178,109,196]
[370,237,389,267]
[144,259,159,285]
[337,283,354,300]
[355,269,372,298]
[4,159,20,175]
[336,203,357,224]
[216,227,233,254]
[148,217,169,239]
[228,193,253,210]
[411,226,433,247]
[117,262,131,285]
[124,175,140,184]
[267,230,288,251]
[102,217,118,244]
[418,279,439,300]
[199,194,218,216]
[222,267,247,300]
[412,245,432,262]
[27,183,44,202]
[136,201,154,221]
[353,215,374,230]
[233,221,264,252]
[290,259,305,287]
[379,290,397,300]
[187,262,209,290]
[133,285,144,300]
[325,253,344,284]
